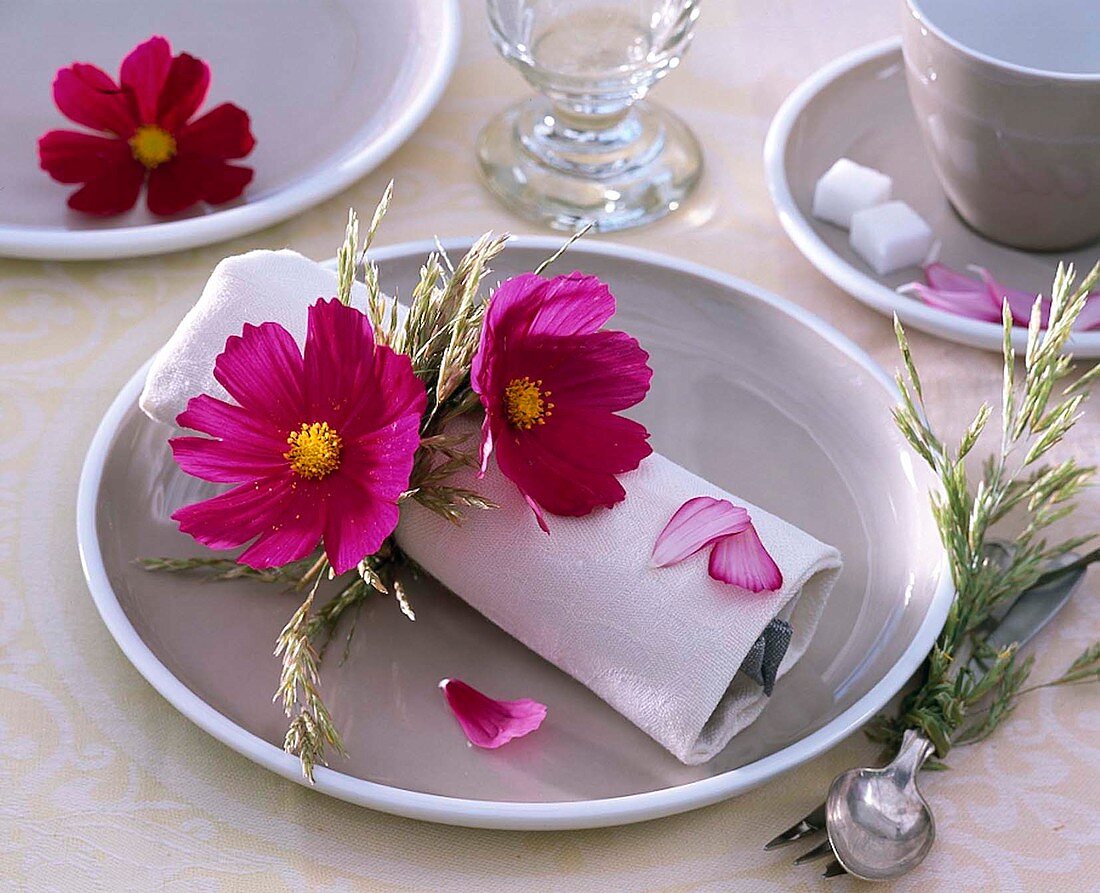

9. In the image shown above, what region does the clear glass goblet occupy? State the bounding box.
[478,0,703,232]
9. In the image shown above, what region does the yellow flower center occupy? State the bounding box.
[285,421,343,480]
[503,376,553,429]
[128,125,177,169]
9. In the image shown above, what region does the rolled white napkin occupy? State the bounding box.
[140,249,385,424]
[396,425,840,763]
[141,250,843,765]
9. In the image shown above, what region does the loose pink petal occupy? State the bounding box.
[923,262,986,293]
[1076,296,1100,331]
[972,267,1047,327]
[440,679,547,749]
[901,281,1002,323]
[708,522,783,592]
[651,496,751,568]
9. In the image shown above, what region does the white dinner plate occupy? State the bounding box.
[0,1,458,260]
[764,38,1100,357]
[77,238,952,830]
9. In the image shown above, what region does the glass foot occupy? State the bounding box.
[476,97,703,232]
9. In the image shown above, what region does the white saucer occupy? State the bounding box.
[0,0,458,261]
[764,38,1100,357]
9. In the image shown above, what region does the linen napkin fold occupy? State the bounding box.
[395,425,841,764]
[140,250,843,765]
[140,249,386,424]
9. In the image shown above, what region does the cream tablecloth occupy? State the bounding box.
[2,1,1097,889]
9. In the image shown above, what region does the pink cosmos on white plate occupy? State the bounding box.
[439,678,547,749]
[901,262,1100,331]
[651,496,783,593]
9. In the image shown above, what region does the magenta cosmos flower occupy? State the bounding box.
[471,271,653,531]
[170,299,426,574]
[38,35,255,216]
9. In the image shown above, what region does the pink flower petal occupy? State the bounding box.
[52,63,136,137]
[708,522,784,592]
[169,434,289,483]
[156,52,210,131]
[176,103,256,159]
[172,474,296,552]
[65,159,145,216]
[973,267,1047,327]
[1076,296,1100,331]
[146,155,252,215]
[440,679,547,749]
[175,393,286,450]
[651,496,751,568]
[923,262,986,293]
[37,130,133,183]
[119,35,173,124]
[212,321,305,430]
[901,281,1002,323]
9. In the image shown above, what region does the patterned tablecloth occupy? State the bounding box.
[2,1,1097,889]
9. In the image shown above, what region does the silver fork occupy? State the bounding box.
[764,804,846,878]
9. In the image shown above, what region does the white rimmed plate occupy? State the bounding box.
[764,38,1100,357]
[0,0,458,260]
[77,238,952,830]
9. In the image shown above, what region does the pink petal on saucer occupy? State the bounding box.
[901,281,1002,323]
[1076,295,1100,331]
[924,262,986,293]
[708,523,783,592]
[440,678,547,749]
[972,267,1048,327]
[651,496,751,568]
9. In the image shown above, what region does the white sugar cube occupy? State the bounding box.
[849,201,934,276]
[812,158,893,228]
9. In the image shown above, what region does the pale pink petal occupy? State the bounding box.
[651,496,751,568]
[708,522,783,592]
[440,679,547,749]
[973,267,1048,327]
[902,281,1002,322]
[1076,295,1100,331]
[924,262,985,293]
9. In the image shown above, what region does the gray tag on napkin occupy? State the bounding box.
[738,619,793,696]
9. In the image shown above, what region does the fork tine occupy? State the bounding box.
[793,839,834,865]
[763,803,828,850]
[822,860,847,878]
